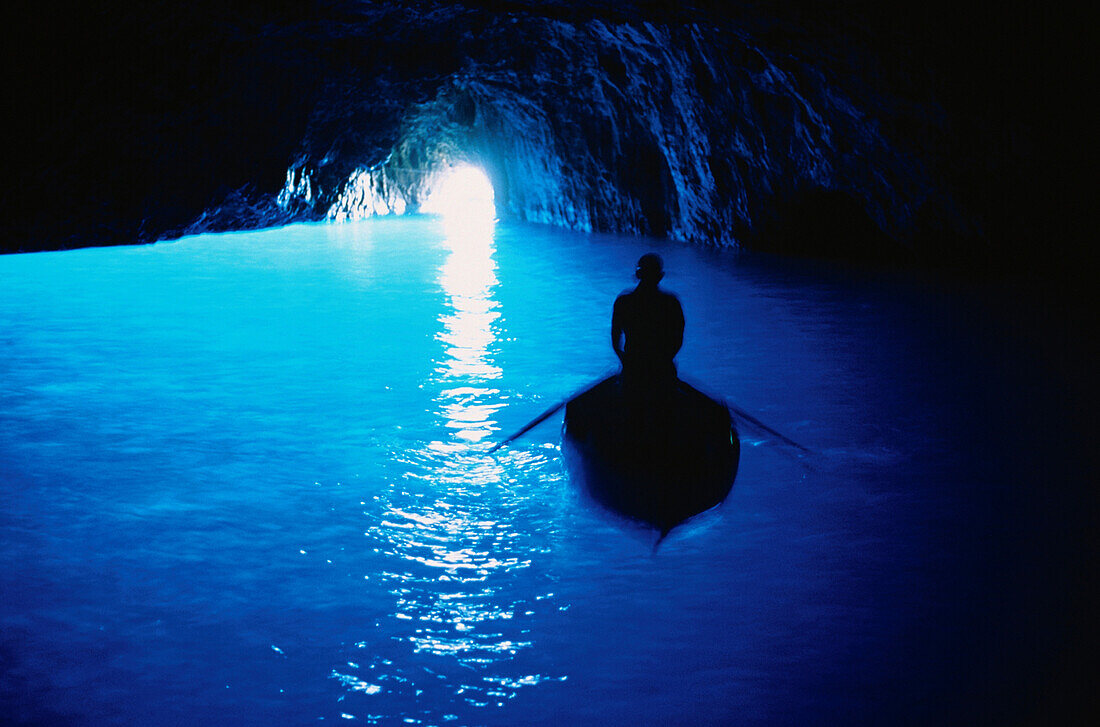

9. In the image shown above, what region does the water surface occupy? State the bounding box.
[0,218,1077,724]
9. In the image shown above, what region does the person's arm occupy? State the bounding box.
[671,296,684,357]
[611,297,625,363]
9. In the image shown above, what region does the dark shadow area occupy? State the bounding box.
[3,2,324,253]
[750,186,905,265]
[929,286,1099,726]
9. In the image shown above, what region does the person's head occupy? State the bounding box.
[635,253,664,284]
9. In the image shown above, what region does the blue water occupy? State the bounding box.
[0,219,1076,724]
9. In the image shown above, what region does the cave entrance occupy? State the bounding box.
[419,165,496,238]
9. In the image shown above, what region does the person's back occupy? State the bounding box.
[612,254,684,388]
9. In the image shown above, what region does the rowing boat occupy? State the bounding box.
[562,374,740,535]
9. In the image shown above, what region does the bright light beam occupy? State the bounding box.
[420,165,496,237]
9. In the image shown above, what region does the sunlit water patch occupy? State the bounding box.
[0,218,1074,724]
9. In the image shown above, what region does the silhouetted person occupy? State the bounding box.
[612,253,684,392]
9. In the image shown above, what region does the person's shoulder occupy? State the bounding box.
[660,289,684,318]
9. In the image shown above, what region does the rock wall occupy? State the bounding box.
[274,10,947,260]
[6,1,1084,278]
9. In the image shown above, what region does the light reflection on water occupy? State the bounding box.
[351,218,561,719]
[433,222,503,441]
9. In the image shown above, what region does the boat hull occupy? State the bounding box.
[562,375,740,534]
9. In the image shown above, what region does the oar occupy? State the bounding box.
[487,400,568,453]
[727,403,811,454]
[488,372,614,453]
[489,373,811,456]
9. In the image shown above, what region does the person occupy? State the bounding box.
[611,253,684,392]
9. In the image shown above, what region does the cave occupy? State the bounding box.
[1,3,1093,726]
[5,1,1087,286]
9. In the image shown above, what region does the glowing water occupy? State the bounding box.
[0,220,1062,724]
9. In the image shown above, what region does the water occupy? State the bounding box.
[0,219,1082,724]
